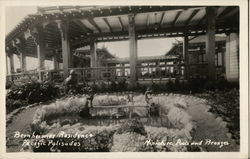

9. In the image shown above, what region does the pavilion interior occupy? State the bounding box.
[5,6,239,84]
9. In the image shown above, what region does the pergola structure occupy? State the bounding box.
[5,6,239,85]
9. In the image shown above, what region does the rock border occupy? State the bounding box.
[6,99,55,127]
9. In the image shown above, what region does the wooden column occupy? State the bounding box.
[9,53,15,74]
[90,41,97,80]
[90,42,97,67]
[57,20,72,79]
[12,39,26,72]
[6,55,9,75]
[225,32,239,81]
[183,33,189,79]
[36,26,46,81]
[128,14,138,85]
[20,52,27,72]
[225,35,230,79]
[121,63,125,76]
[53,56,59,70]
[205,7,217,80]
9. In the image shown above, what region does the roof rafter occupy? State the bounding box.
[172,11,182,27]
[103,18,113,32]
[118,16,124,31]
[73,20,93,33]
[146,14,150,28]
[159,12,166,26]
[217,6,236,19]
[185,9,199,26]
[87,19,102,33]
[221,7,239,19]
[216,6,227,17]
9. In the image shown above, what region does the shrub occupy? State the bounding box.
[165,80,175,92]
[6,98,28,113]
[116,119,147,136]
[6,80,59,113]
[99,81,108,93]
[109,81,117,92]
[6,80,13,89]
[30,124,116,152]
[151,82,160,92]
[200,88,239,144]
[116,79,127,92]
[187,77,206,93]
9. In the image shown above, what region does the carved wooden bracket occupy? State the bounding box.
[11,38,22,54]
[24,28,39,45]
[128,14,135,25]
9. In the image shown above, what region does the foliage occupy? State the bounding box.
[6,80,13,89]
[29,124,117,152]
[5,98,28,114]
[138,126,194,152]
[111,132,146,152]
[165,80,175,92]
[127,82,147,93]
[199,88,239,144]
[116,119,147,136]
[6,80,59,113]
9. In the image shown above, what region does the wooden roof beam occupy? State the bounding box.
[198,15,206,25]
[118,16,124,31]
[5,6,206,45]
[146,14,150,28]
[217,6,236,19]
[198,7,234,26]
[221,7,239,19]
[73,20,93,33]
[216,6,227,17]
[159,12,166,27]
[88,19,102,33]
[103,18,113,32]
[172,11,182,27]
[185,9,199,26]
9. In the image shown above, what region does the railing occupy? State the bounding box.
[6,63,225,84]
[71,66,131,83]
[6,71,39,82]
[137,64,185,81]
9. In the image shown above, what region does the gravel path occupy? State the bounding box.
[6,95,239,152]
[6,106,39,152]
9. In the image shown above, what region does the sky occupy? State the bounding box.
[6,6,181,72]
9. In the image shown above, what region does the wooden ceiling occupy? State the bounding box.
[6,6,239,59]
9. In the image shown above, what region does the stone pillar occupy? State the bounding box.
[57,20,72,79]
[205,7,217,80]
[225,32,239,82]
[35,26,46,81]
[128,14,138,85]
[183,33,189,79]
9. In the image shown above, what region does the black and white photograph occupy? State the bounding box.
[1,0,249,158]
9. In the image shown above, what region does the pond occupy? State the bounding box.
[24,94,196,152]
